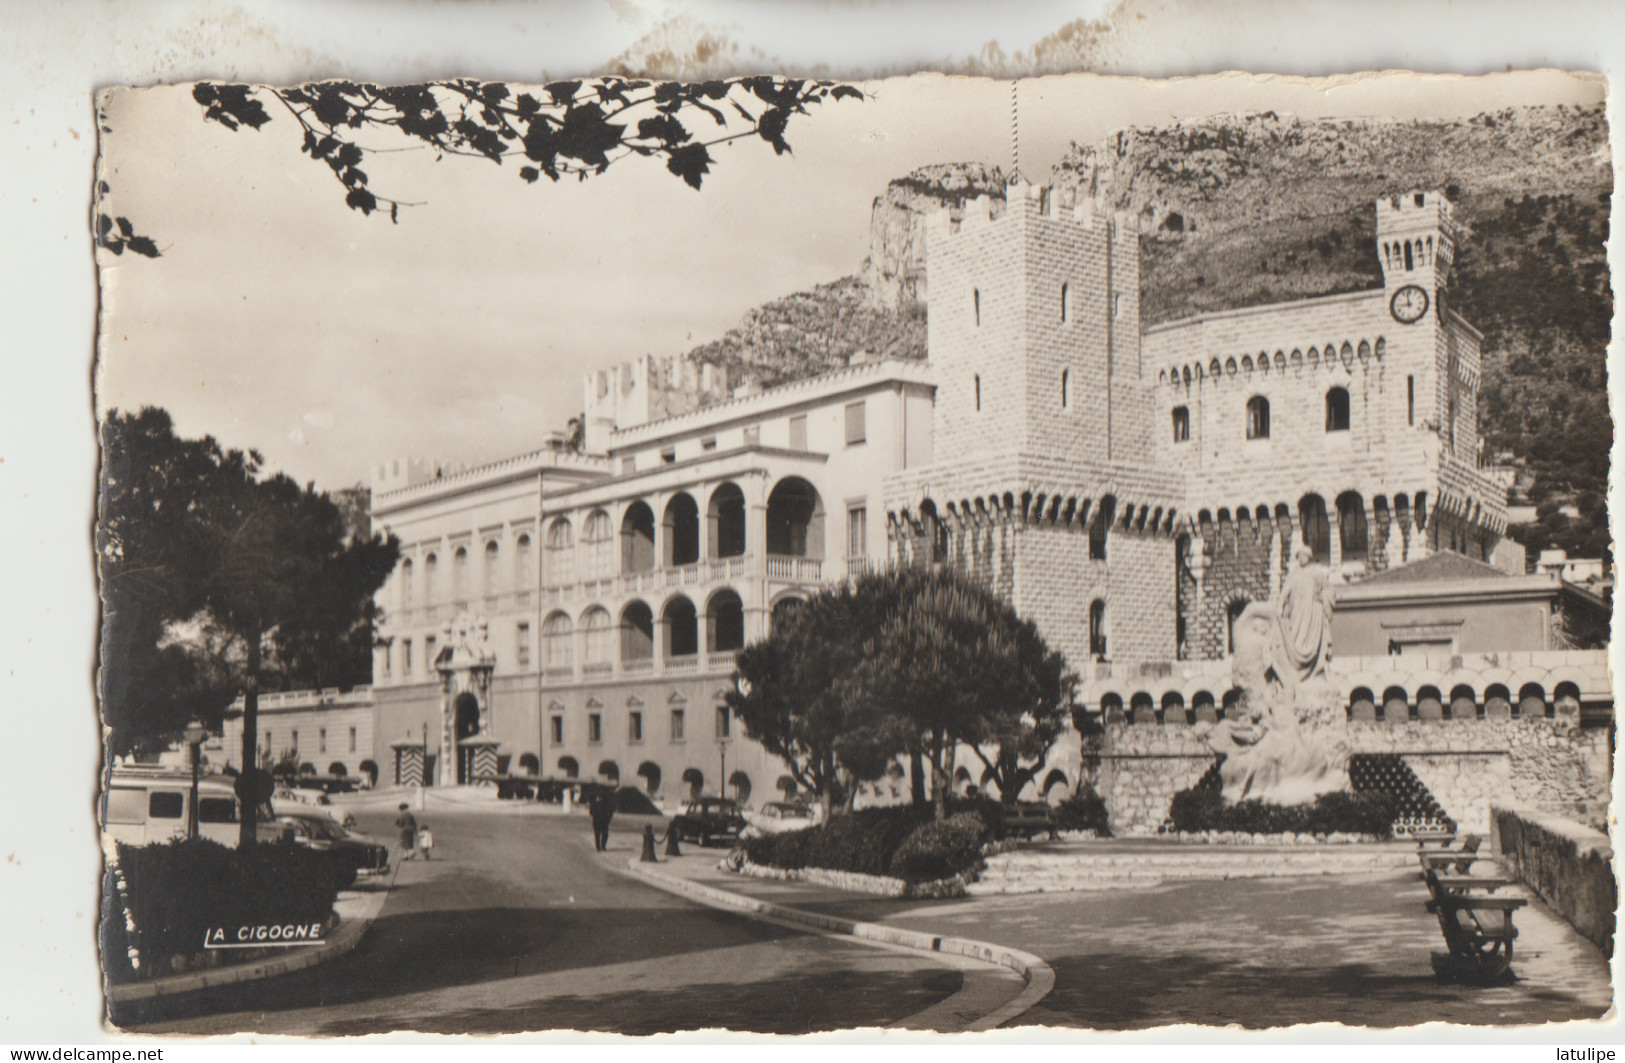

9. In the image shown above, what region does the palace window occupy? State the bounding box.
[847,505,867,558]
[1060,282,1069,323]
[845,401,866,446]
[546,518,575,587]
[1172,405,1190,443]
[516,621,531,668]
[671,709,686,741]
[1089,599,1107,660]
[583,510,614,580]
[974,288,981,326]
[1061,369,1070,408]
[550,717,563,744]
[483,540,500,596]
[715,705,731,739]
[629,712,643,743]
[588,714,602,743]
[1325,387,1351,432]
[515,534,533,589]
[581,607,613,667]
[1407,375,1415,425]
[974,374,981,411]
[1245,396,1271,440]
[541,613,571,670]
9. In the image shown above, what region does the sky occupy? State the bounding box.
[94,70,1603,492]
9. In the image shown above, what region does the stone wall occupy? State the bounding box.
[1097,715,1611,836]
[1489,803,1615,956]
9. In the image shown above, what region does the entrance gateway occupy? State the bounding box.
[433,611,498,787]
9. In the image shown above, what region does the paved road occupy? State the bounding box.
[117,809,962,1035]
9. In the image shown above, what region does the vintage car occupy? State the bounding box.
[741,800,818,838]
[271,786,357,829]
[274,811,391,875]
[669,797,747,846]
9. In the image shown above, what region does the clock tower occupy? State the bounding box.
[1376,190,1458,325]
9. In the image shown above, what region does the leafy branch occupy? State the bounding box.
[95,182,160,257]
[192,76,865,220]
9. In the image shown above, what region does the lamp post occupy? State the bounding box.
[718,737,731,801]
[184,719,208,841]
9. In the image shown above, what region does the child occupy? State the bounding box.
[417,822,434,860]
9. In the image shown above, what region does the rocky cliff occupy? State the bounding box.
[863,161,1007,312]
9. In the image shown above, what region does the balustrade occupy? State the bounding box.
[765,556,822,582]
[665,656,699,673]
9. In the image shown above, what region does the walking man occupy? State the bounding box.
[588,788,615,852]
[395,802,419,862]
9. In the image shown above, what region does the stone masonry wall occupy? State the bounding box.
[1012,522,1105,676]
[1193,512,1278,660]
[1106,529,1177,662]
[1097,716,1609,836]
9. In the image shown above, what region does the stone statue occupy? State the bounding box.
[1192,547,1345,806]
[1273,544,1333,692]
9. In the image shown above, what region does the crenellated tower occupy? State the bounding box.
[924,181,1146,466]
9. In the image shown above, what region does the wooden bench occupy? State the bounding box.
[1401,829,1458,848]
[1423,866,1527,984]
[1415,833,1483,876]
[998,802,1057,841]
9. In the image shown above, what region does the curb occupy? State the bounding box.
[106,868,395,1003]
[624,857,1054,1031]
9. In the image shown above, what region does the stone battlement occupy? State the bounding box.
[1374,189,1455,231]
[582,353,730,452]
[925,180,1137,239]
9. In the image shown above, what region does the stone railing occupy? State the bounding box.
[226,686,374,714]
[766,556,822,582]
[1489,802,1615,956]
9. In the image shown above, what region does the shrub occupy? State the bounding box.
[1052,786,1112,835]
[743,805,927,878]
[888,813,991,881]
[1166,787,1399,837]
[107,838,356,983]
[941,793,1010,840]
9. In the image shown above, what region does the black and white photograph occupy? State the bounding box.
[85,62,1616,1037]
[4,1,1621,1049]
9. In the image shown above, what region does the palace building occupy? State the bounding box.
[224,183,1610,833]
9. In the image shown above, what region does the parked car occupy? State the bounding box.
[742,800,818,837]
[275,811,391,875]
[271,786,357,829]
[102,768,289,848]
[670,797,747,846]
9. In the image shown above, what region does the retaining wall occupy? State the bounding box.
[1489,802,1616,957]
[1098,716,1610,835]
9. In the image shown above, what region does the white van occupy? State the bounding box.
[101,769,287,848]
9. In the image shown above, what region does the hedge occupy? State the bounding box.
[1166,787,1400,837]
[888,813,990,880]
[1051,786,1111,834]
[106,839,356,982]
[744,803,998,883]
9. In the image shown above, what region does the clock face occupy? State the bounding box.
[1390,284,1430,324]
